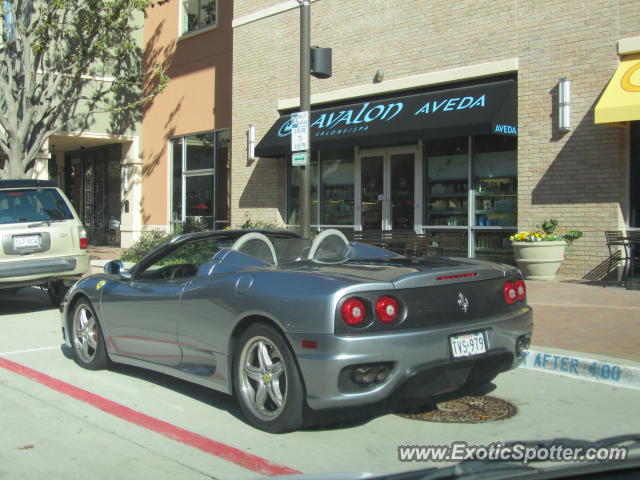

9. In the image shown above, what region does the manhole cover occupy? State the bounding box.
[397,395,516,423]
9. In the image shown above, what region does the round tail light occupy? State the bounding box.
[503,281,517,305]
[515,279,526,301]
[376,296,399,323]
[341,298,367,326]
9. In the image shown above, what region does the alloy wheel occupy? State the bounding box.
[73,305,99,364]
[237,336,288,421]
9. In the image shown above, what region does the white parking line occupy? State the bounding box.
[0,345,60,356]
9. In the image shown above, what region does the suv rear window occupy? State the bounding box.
[0,189,74,224]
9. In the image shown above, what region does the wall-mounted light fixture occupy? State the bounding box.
[558,77,571,132]
[247,124,256,161]
[123,164,129,194]
[373,69,384,83]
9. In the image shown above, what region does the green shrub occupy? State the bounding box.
[120,230,173,263]
[178,217,211,234]
[238,217,284,230]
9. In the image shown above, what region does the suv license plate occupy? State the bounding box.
[14,235,41,249]
[450,331,487,358]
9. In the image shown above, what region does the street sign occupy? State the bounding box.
[292,151,308,166]
[291,111,310,152]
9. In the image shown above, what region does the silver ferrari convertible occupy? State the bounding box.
[60,229,532,433]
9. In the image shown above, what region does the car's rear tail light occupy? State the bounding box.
[78,227,88,249]
[341,298,367,326]
[515,279,526,301]
[503,281,517,305]
[375,296,399,323]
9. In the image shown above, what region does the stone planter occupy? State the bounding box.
[512,241,566,281]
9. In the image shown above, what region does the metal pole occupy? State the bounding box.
[299,0,311,238]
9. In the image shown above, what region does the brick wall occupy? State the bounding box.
[516,0,632,278]
[232,0,639,278]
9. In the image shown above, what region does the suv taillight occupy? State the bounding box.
[78,227,88,249]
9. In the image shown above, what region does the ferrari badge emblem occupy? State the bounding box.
[96,280,106,291]
[457,292,469,313]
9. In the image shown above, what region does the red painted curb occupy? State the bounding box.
[0,357,301,477]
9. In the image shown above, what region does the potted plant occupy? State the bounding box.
[510,219,582,280]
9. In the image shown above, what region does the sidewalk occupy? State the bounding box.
[86,246,640,385]
[526,279,640,362]
[523,279,640,389]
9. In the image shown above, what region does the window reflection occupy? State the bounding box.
[321,149,354,226]
[425,137,469,227]
[171,130,229,232]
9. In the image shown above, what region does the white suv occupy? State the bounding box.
[0,179,89,306]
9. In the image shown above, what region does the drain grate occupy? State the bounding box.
[397,395,516,423]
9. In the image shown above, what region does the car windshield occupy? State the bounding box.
[0,188,74,224]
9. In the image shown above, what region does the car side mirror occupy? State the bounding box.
[105,260,132,280]
[104,260,124,275]
[104,260,132,280]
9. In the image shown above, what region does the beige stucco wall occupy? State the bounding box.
[232,0,640,279]
[141,0,232,229]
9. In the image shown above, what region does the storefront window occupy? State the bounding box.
[320,149,354,226]
[287,150,355,228]
[424,137,469,227]
[171,130,229,231]
[472,135,517,263]
[472,135,517,227]
[287,155,318,226]
[423,135,517,263]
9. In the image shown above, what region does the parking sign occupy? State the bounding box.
[291,111,309,152]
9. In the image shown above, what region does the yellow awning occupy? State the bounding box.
[595,54,640,124]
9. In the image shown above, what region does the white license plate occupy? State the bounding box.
[450,331,487,358]
[13,235,41,249]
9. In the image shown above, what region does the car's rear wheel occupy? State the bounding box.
[234,324,305,433]
[71,299,109,370]
[48,280,69,307]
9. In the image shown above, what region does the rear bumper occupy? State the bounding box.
[0,254,89,288]
[288,306,532,410]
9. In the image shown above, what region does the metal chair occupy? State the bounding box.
[604,231,630,285]
[352,230,388,249]
[625,231,640,290]
[403,231,428,257]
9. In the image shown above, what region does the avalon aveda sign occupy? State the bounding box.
[256,79,517,157]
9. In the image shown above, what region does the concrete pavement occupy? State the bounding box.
[1,294,639,478]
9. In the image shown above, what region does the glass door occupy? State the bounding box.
[359,155,384,230]
[390,153,415,230]
[356,148,417,231]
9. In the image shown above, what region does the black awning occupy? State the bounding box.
[255,79,517,157]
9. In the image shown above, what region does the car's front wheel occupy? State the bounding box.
[71,299,109,370]
[234,324,305,433]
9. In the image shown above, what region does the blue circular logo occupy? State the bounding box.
[277,119,293,137]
